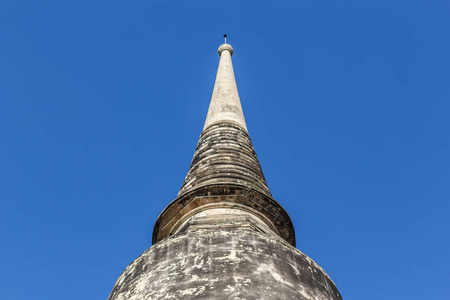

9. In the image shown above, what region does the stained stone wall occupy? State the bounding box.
[178,122,271,198]
[153,120,297,247]
[153,186,296,247]
[108,228,342,300]
[108,42,343,299]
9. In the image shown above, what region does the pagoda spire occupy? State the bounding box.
[108,40,342,300]
[203,43,247,131]
[178,42,270,197]
[153,41,295,247]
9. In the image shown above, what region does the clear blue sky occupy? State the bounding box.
[1,1,449,299]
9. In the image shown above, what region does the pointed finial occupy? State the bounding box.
[218,35,233,56]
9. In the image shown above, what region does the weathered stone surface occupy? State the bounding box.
[108,42,342,299]
[179,122,271,197]
[153,186,296,247]
[108,229,342,300]
[204,43,246,131]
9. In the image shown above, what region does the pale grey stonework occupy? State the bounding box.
[203,44,247,131]
[108,229,341,300]
[108,43,342,300]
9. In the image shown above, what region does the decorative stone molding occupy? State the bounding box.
[153,185,296,247]
[218,43,234,56]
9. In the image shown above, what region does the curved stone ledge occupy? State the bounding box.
[153,184,296,246]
